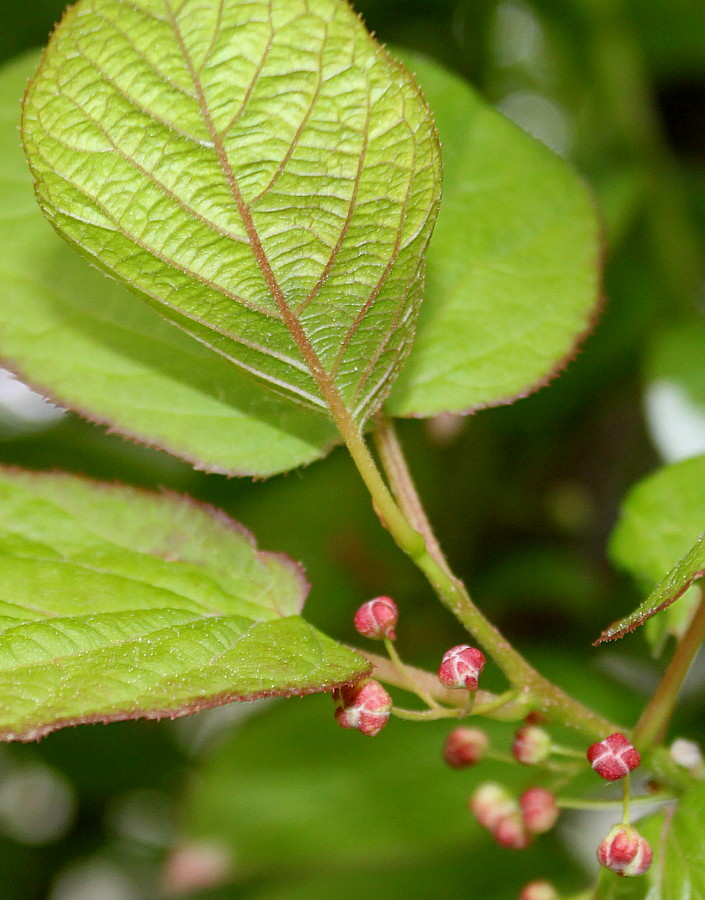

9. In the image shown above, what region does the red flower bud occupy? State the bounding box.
[470,782,516,831]
[492,811,531,849]
[438,645,486,690]
[597,824,653,877]
[587,733,641,781]
[334,679,392,736]
[519,787,558,835]
[443,726,490,768]
[353,596,398,641]
[512,726,552,765]
[519,880,559,900]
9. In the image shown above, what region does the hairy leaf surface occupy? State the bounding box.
[386,54,601,417]
[0,468,369,741]
[0,53,337,477]
[603,456,705,644]
[22,0,441,425]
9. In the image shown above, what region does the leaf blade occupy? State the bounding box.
[0,468,369,741]
[22,0,441,424]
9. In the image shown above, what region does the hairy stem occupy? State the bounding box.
[345,416,621,739]
[634,588,705,749]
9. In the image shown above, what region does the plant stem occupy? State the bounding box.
[633,588,705,749]
[345,416,621,739]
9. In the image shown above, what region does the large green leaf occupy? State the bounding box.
[22,0,441,427]
[0,468,369,741]
[604,456,705,644]
[0,53,337,478]
[386,53,601,417]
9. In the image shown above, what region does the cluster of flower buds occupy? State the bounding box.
[334,679,392,737]
[443,726,490,768]
[587,732,641,781]
[470,782,559,850]
[353,596,398,641]
[519,880,559,900]
[438,644,486,691]
[512,725,552,765]
[597,824,653,877]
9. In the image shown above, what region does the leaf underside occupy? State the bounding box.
[0,53,338,478]
[0,468,369,741]
[22,0,441,426]
[604,455,705,645]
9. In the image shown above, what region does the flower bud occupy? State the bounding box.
[334,679,392,736]
[353,596,398,641]
[470,782,516,831]
[443,727,490,768]
[587,733,641,781]
[519,880,559,900]
[519,787,558,834]
[492,811,531,849]
[597,824,653,877]
[438,644,486,690]
[512,726,552,765]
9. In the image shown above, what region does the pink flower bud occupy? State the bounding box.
[519,880,559,900]
[438,644,486,690]
[597,824,653,877]
[492,811,531,849]
[334,679,392,736]
[470,782,516,831]
[520,787,559,834]
[443,726,490,768]
[353,596,398,641]
[512,726,552,765]
[587,733,641,781]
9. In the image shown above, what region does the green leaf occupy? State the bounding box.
[0,53,337,478]
[386,53,601,417]
[640,784,705,900]
[22,0,441,427]
[603,455,705,644]
[0,468,369,741]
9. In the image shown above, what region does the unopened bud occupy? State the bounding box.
[670,738,705,777]
[470,782,516,831]
[519,880,559,900]
[438,645,486,690]
[519,787,558,834]
[334,679,392,736]
[597,824,653,877]
[587,733,641,781]
[493,811,531,849]
[443,727,490,768]
[353,596,398,641]
[513,726,552,765]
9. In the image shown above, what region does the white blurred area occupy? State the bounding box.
[0,368,64,434]
[0,757,76,845]
[492,1,573,157]
[645,379,705,462]
[50,859,141,900]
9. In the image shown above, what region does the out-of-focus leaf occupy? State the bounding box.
[0,468,368,741]
[386,52,601,417]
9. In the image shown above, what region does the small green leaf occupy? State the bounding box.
[386,53,601,417]
[0,53,337,478]
[604,455,705,644]
[636,785,705,900]
[22,0,441,426]
[0,468,369,741]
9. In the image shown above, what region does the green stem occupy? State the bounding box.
[384,638,439,709]
[345,416,622,739]
[556,794,674,812]
[633,588,705,749]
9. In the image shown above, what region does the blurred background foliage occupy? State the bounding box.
[0,0,703,897]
